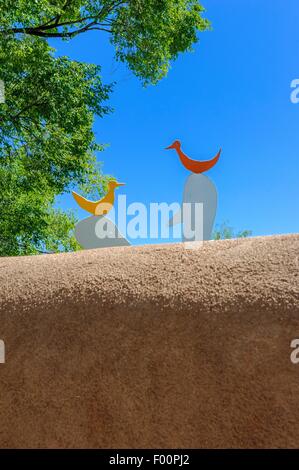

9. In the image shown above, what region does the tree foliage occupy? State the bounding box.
[0,0,210,84]
[213,222,252,241]
[0,0,210,256]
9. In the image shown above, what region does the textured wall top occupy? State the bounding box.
[0,235,298,448]
[1,235,298,313]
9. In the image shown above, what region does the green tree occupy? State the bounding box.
[0,0,210,256]
[213,221,252,241]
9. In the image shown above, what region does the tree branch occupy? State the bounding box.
[2,21,112,38]
[0,0,126,39]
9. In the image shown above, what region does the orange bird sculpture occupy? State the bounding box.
[166,140,221,174]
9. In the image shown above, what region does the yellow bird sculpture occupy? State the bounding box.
[72,181,125,216]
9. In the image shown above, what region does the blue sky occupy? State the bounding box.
[53,0,299,244]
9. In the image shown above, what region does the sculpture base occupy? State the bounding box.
[75,216,130,249]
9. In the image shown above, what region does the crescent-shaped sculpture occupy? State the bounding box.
[72,181,125,216]
[166,140,221,174]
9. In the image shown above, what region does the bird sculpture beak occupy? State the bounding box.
[165,144,174,150]
[116,182,125,187]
